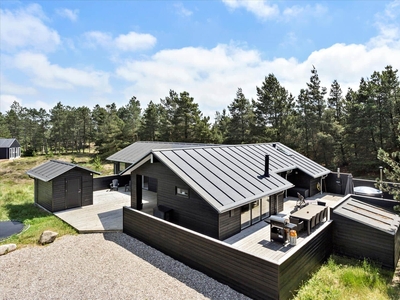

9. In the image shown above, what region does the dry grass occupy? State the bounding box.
[0,154,114,246]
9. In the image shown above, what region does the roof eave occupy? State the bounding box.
[119,154,152,176]
[218,183,295,213]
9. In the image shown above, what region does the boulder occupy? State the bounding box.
[0,244,17,255]
[39,231,58,245]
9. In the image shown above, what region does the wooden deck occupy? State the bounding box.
[54,188,156,233]
[223,192,344,262]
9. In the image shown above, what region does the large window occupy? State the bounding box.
[251,200,260,224]
[261,196,270,219]
[241,197,270,230]
[241,204,251,229]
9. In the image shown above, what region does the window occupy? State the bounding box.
[176,187,189,197]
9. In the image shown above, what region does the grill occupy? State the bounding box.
[267,215,296,243]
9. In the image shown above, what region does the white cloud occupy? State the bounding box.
[222,0,279,20]
[84,31,156,52]
[56,8,79,22]
[13,52,111,92]
[115,32,157,51]
[368,0,400,48]
[0,95,23,113]
[283,4,327,19]
[174,3,193,17]
[84,31,113,48]
[0,4,60,52]
[116,41,400,118]
[222,1,328,22]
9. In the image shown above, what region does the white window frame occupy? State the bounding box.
[176,187,189,197]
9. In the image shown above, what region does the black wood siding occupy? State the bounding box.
[279,222,333,299]
[219,208,241,240]
[332,213,397,269]
[35,168,94,212]
[148,177,157,192]
[124,207,334,300]
[123,207,280,300]
[130,161,220,239]
[36,179,53,211]
[0,148,7,159]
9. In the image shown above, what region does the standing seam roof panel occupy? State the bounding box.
[190,149,261,196]
[173,150,248,202]
[160,151,235,206]
[200,148,267,193]
[249,144,293,172]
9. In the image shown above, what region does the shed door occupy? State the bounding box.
[66,178,81,208]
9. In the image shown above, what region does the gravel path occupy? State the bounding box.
[0,233,250,300]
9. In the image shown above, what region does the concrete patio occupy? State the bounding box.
[54,188,156,233]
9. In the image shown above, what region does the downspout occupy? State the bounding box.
[320,174,328,194]
[285,170,292,198]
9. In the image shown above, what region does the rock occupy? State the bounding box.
[0,244,17,255]
[39,231,58,245]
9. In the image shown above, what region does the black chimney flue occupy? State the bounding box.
[264,155,269,177]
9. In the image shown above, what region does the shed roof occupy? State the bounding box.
[0,138,20,148]
[334,197,400,234]
[27,160,100,182]
[106,141,216,164]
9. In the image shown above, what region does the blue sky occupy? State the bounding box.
[1,0,399,118]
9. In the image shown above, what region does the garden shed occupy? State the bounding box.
[332,195,400,269]
[27,160,100,212]
[0,138,21,159]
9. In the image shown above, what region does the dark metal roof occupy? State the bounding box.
[106,141,216,164]
[26,160,100,182]
[334,197,400,234]
[117,142,330,213]
[152,144,298,213]
[0,138,20,148]
[268,143,330,177]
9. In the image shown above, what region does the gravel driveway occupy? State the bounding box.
[0,233,250,300]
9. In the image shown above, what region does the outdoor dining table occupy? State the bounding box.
[290,205,327,235]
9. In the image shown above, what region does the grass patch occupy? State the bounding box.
[295,255,400,300]
[0,154,113,246]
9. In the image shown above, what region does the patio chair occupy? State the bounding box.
[319,210,324,223]
[310,216,316,229]
[289,217,304,233]
[125,181,131,192]
[110,179,119,191]
[315,212,320,225]
[323,207,328,221]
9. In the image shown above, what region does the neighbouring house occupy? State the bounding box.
[0,138,21,160]
[116,142,330,240]
[332,194,400,269]
[27,160,100,212]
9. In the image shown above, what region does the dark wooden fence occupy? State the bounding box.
[123,207,333,300]
[93,175,130,191]
[324,173,394,199]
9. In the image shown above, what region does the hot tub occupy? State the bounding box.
[354,186,383,197]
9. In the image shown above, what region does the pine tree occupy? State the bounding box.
[226,88,253,144]
[139,101,160,141]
